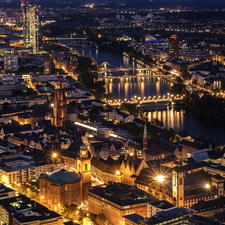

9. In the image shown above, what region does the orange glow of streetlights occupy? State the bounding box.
[156,175,164,183]
[205,184,210,189]
[52,153,57,158]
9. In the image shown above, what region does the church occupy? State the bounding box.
[39,144,91,211]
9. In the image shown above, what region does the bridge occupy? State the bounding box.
[107,95,184,106]
[43,36,98,48]
[94,62,174,82]
[96,62,152,74]
[99,74,171,82]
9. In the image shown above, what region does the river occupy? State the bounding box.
[76,47,225,143]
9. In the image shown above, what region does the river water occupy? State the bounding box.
[76,47,225,143]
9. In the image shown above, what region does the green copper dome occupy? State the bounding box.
[80,144,87,150]
[48,169,82,183]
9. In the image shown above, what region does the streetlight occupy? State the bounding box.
[205,184,210,189]
[156,175,164,183]
[52,153,57,158]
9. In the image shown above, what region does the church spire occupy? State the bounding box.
[144,123,147,135]
[143,123,148,160]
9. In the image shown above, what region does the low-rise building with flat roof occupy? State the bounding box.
[88,182,158,224]
[0,195,63,225]
[0,182,15,200]
[147,200,176,217]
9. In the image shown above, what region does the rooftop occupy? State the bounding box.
[89,182,157,207]
[0,195,62,224]
[148,200,175,210]
[41,169,82,184]
[123,213,144,224]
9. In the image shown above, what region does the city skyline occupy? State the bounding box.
[0,1,225,224]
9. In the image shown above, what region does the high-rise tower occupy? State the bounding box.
[143,123,148,160]
[21,1,41,53]
[53,76,67,127]
[168,34,179,60]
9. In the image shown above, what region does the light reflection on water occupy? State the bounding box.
[147,107,184,132]
[105,77,171,100]
[76,47,225,143]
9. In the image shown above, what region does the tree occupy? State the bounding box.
[3,135,10,142]
[152,118,164,127]
[159,128,176,142]
[89,106,103,117]
[105,93,115,101]
[170,83,187,95]
[121,103,136,114]
[163,65,172,71]
[2,102,11,112]
[96,213,107,225]
[63,204,80,221]
[192,79,197,85]
[180,63,191,80]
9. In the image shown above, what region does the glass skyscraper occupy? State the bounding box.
[21,1,41,53]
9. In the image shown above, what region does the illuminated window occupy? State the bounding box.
[54,196,57,204]
[65,186,68,191]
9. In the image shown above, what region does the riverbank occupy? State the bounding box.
[75,48,225,144]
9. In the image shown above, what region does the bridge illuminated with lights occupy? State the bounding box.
[94,62,173,82]
[96,62,152,74]
[106,95,184,106]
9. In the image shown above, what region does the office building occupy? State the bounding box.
[0,195,63,225]
[168,34,179,59]
[21,2,41,53]
[4,53,18,72]
[52,51,77,74]
[44,56,52,74]
[88,182,157,224]
[147,200,176,218]
[0,153,64,185]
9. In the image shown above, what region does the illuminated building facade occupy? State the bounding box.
[88,183,157,224]
[0,195,63,225]
[53,76,67,127]
[21,1,41,53]
[169,34,179,60]
[4,53,18,72]
[44,56,52,74]
[0,153,64,185]
[39,144,91,210]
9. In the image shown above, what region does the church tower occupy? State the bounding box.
[53,76,67,127]
[172,168,185,207]
[77,144,91,202]
[143,123,148,160]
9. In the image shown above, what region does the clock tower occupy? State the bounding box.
[172,168,185,207]
[77,144,91,202]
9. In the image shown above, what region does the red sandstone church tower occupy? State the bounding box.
[53,76,67,127]
[143,123,148,160]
